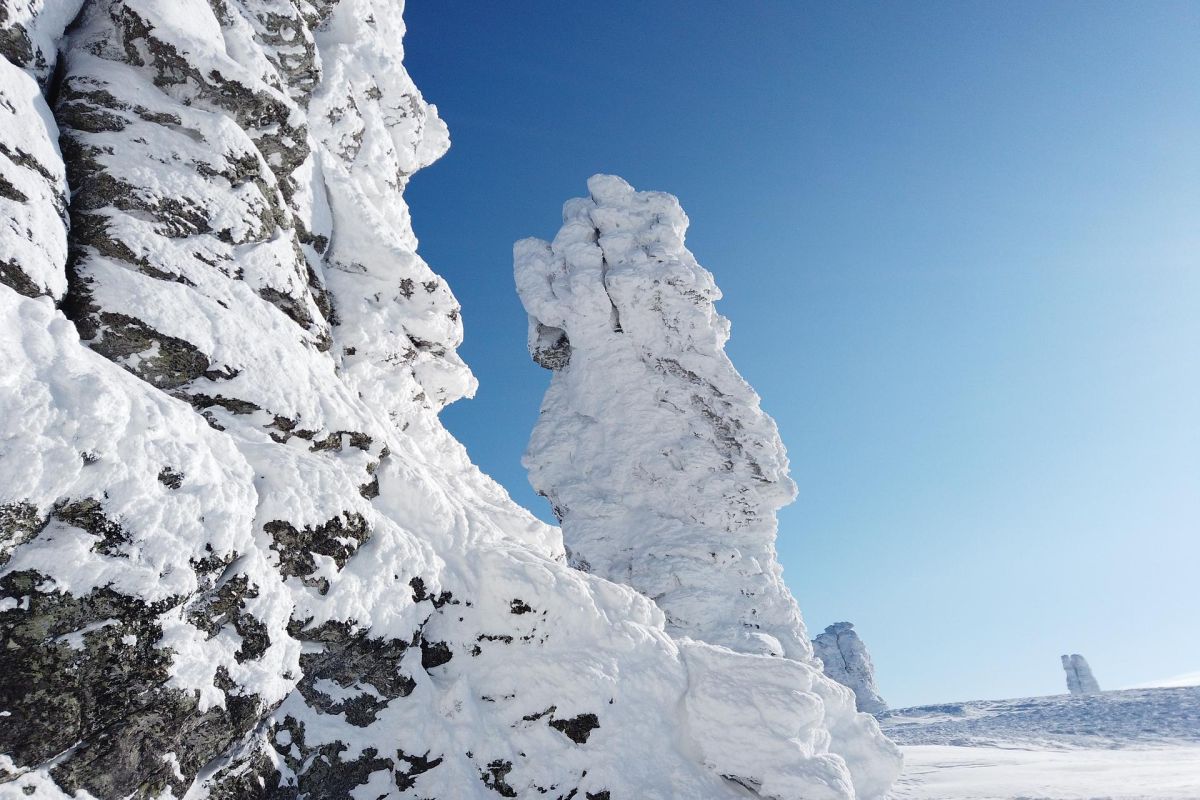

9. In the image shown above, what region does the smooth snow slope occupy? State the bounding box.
[882,687,1200,800]
[515,175,902,799]
[1,3,899,799]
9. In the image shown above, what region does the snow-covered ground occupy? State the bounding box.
[881,686,1200,799]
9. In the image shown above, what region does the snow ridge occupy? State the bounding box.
[516,175,901,798]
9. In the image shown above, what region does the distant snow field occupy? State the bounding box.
[881,686,1200,799]
[1130,671,1200,690]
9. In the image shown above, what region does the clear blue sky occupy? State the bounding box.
[403,1,1200,708]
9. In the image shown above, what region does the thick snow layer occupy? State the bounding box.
[2,3,900,799]
[881,686,1200,799]
[814,622,889,715]
[516,175,902,798]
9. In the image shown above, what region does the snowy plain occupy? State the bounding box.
[881,686,1200,799]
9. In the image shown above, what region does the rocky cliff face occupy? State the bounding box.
[516,175,902,799]
[1,4,899,798]
[813,622,888,715]
[1063,654,1102,695]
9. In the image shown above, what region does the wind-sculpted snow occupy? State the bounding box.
[0,3,901,799]
[814,622,889,715]
[516,175,902,798]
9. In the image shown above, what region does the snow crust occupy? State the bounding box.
[814,622,889,714]
[1,3,902,799]
[517,175,902,798]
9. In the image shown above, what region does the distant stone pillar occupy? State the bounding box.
[1062,654,1101,694]
[813,622,889,714]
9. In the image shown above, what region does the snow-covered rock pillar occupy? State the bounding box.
[516,174,805,658]
[1062,653,1101,695]
[813,622,888,715]
[517,174,901,798]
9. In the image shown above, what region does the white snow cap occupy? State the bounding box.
[517,174,902,798]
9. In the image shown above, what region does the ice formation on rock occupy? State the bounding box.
[516,175,902,798]
[1063,654,1102,695]
[0,3,900,799]
[813,622,888,715]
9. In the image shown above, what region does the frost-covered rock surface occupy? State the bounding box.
[0,3,902,799]
[516,175,902,799]
[813,622,888,715]
[1062,653,1101,695]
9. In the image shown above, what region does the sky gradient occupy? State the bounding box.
[403,1,1200,708]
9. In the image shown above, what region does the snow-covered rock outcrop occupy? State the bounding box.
[516,175,902,798]
[813,622,888,715]
[1,4,900,799]
[1063,654,1102,695]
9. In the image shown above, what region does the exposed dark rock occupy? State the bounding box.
[82,311,215,390]
[409,576,454,608]
[419,637,453,670]
[480,759,517,797]
[510,598,533,615]
[188,575,271,663]
[549,713,600,745]
[530,324,571,370]
[0,257,47,298]
[358,475,379,499]
[188,393,263,416]
[264,513,370,582]
[0,571,265,798]
[287,618,416,727]
[52,496,129,555]
[205,743,294,800]
[394,749,443,791]
[157,466,184,489]
[0,21,37,73]
[0,502,44,566]
[270,716,395,799]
